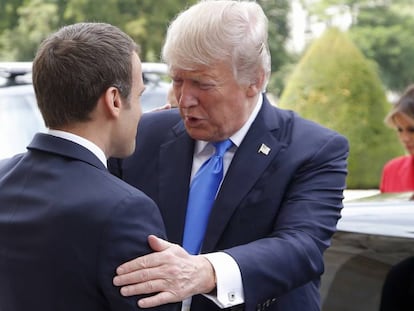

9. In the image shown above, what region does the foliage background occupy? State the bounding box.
[0,0,291,75]
[301,0,414,93]
[279,28,403,188]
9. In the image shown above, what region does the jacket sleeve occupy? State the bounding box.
[96,192,178,311]
[225,132,349,310]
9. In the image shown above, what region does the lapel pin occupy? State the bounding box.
[258,143,271,155]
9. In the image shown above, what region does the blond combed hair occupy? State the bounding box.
[162,0,271,91]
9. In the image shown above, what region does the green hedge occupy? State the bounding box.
[278,27,403,189]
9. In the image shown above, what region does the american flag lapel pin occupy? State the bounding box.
[258,143,271,155]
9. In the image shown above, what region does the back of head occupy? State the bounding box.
[385,84,414,127]
[33,22,138,128]
[162,0,271,89]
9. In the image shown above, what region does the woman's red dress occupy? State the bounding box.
[380,155,414,192]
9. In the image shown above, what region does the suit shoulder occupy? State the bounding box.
[0,153,25,175]
[273,106,348,146]
[140,109,181,131]
[291,110,343,136]
[100,170,154,202]
[70,165,157,212]
[136,109,183,145]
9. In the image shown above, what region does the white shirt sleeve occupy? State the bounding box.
[202,252,244,308]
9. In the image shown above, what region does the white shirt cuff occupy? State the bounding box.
[202,252,244,308]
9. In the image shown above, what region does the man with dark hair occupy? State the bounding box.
[0,22,176,311]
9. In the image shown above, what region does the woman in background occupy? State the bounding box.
[379,85,414,310]
[380,84,414,192]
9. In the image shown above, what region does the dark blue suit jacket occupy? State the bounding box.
[109,96,349,311]
[0,133,177,311]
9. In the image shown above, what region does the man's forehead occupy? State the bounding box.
[170,62,230,79]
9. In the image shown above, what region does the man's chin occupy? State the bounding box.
[186,128,211,142]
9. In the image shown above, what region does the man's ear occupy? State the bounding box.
[246,70,265,97]
[103,86,122,118]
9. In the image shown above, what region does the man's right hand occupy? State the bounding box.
[113,235,216,308]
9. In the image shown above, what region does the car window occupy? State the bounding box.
[0,91,45,159]
[141,80,170,112]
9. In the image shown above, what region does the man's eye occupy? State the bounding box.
[199,83,214,90]
[172,79,183,86]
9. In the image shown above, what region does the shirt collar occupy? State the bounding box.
[47,129,107,168]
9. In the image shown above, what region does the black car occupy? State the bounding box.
[0,62,170,160]
[321,191,414,311]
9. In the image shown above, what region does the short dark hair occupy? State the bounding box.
[33,22,139,128]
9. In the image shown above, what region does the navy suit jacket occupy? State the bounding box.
[109,96,349,311]
[0,133,177,311]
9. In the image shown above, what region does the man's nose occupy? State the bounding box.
[178,82,197,108]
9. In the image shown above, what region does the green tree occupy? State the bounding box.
[304,0,414,93]
[278,27,403,189]
[0,0,197,62]
[64,0,121,24]
[349,5,414,92]
[258,0,296,97]
[124,0,198,62]
[0,0,294,71]
[0,0,25,31]
[258,0,291,72]
[62,0,197,61]
[0,0,59,60]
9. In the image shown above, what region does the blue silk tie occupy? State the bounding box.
[183,139,233,254]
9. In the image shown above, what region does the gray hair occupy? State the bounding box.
[162,0,271,90]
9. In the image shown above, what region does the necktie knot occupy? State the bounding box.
[213,139,233,158]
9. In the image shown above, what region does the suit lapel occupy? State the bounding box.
[202,98,287,252]
[158,122,194,244]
